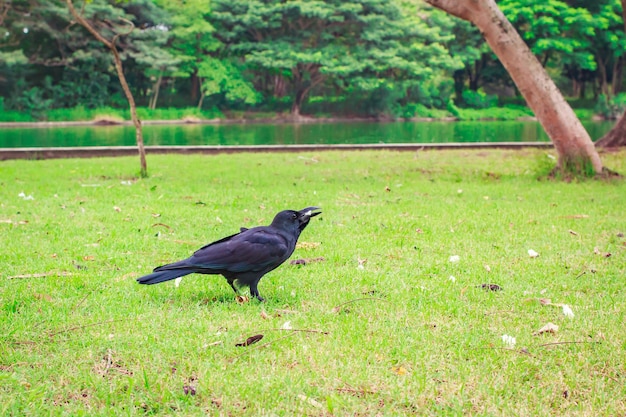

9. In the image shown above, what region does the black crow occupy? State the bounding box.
[136,207,321,301]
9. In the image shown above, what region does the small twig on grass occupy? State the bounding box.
[477,347,534,356]
[270,328,329,335]
[8,271,72,280]
[332,297,389,313]
[335,386,377,396]
[484,309,515,316]
[537,341,601,348]
[72,282,109,311]
[48,319,126,337]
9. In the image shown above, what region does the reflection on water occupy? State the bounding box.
[0,120,614,148]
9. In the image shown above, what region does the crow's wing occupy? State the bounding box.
[156,228,292,274]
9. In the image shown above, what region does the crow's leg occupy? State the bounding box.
[227,279,239,295]
[249,281,265,302]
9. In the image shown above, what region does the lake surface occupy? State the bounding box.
[0,120,614,148]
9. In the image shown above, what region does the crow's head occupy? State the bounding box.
[271,207,321,234]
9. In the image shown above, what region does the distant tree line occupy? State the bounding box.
[1,0,625,119]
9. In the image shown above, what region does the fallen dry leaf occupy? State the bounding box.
[235,295,249,304]
[297,394,323,408]
[83,256,95,261]
[260,311,270,320]
[235,334,263,347]
[534,322,559,335]
[391,366,408,375]
[113,206,121,212]
[480,283,501,291]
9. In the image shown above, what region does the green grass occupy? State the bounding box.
[456,105,535,121]
[1,149,625,415]
[0,104,600,123]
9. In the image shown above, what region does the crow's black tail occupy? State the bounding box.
[136,269,193,285]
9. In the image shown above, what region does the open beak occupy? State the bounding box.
[297,206,322,229]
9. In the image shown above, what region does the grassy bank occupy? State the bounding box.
[1,149,625,415]
[0,104,599,123]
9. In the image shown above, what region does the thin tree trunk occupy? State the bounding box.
[66,0,147,177]
[150,71,163,110]
[190,70,199,103]
[425,0,603,174]
[197,82,206,111]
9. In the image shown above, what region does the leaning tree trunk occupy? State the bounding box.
[66,0,147,178]
[596,112,626,147]
[426,0,604,175]
[595,0,626,148]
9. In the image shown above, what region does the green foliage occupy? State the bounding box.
[594,93,626,118]
[40,106,224,122]
[198,58,260,105]
[401,103,452,119]
[0,0,623,118]
[572,108,595,120]
[461,89,499,109]
[456,105,534,121]
[136,106,224,120]
[211,0,460,114]
[0,98,34,122]
[501,0,597,70]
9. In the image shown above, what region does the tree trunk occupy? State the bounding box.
[66,0,147,178]
[291,97,301,118]
[596,109,626,147]
[190,70,199,103]
[453,69,465,105]
[596,113,626,147]
[197,78,206,111]
[150,71,163,110]
[595,0,626,148]
[425,0,604,175]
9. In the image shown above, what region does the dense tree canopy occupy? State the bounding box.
[210,0,461,116]
[0,0,625,118]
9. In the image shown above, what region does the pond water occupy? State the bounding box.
[0,120,614,148]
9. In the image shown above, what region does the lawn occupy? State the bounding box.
[1,149,625,416]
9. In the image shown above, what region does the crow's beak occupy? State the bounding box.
[297,206,321,230]
[298,206,322,219]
